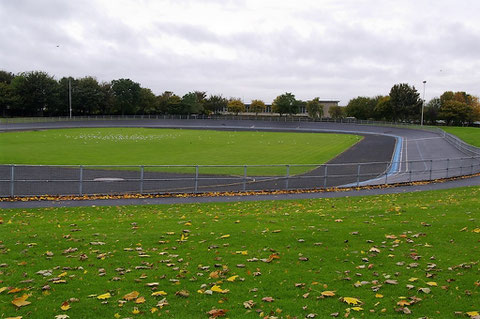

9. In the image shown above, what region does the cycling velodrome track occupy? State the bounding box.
[1,118,480,209]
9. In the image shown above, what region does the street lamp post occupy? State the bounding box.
[68,77,72,119]
[421,80,426,126]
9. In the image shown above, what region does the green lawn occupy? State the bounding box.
[443,127,480,147]
[1,187,480,318]
[0,128,361,175]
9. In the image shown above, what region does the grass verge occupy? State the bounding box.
[443,127,480,147]
[1,187,480,318]
[0,128,361,176]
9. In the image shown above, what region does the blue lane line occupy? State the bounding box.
[387,136,403,175]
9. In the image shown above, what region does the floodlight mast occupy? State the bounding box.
[69,77,72,119]
[421,80,426,126]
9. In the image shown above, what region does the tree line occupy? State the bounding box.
[344,83,480,125]
[0,70,331,118]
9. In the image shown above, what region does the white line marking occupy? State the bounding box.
[414,140,428,171]
[405,138,409,172]
[407,137,443,142]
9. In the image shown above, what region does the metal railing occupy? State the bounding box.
[1,156,479,197]
[0,114,444,128]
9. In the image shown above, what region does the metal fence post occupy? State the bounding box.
[10,164,15,197]
[323,165,328,189]
[385,172,388,184]
[194,165,199,193]
[140,165,144,194]
[356,164,360,187]
[409,169,412,182]
[79,165,83,196]
[446,158,450,178]
[285,165,290,190]
[429,159,433,180]
[243,165,247,192]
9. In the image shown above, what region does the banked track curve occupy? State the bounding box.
[1,118,479,208]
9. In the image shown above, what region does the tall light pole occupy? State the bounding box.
[421,80,426,126]
[68,77,72,119]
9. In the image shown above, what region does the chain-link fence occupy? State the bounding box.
[1,155,479,197]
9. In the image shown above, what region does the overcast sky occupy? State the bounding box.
[2,0,480,104]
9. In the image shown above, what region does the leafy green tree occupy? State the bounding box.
[329,106,344,119]
[111,78,141,115]
[374,96,392,121]
[345,96,377,120]
[439,91,479,125]
[389,83,422,121]
[98,82,115,115]
[439,100,473,125]
[0,70,15,84]
[181,92,204,114]
[306,97,324,119]
[194,91,207,114]
[10,71,60,116]
[0,82,15,116]
[272,92,298,116]
[137,87,157,114]
[204,94,228,114]
[249,99,266,116]
[157,91,183,114]
[227,98,245,115]
[75,77,104,115]
[424,97,441,125]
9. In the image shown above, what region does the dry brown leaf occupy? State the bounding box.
[321,291,336,297]
[123,291,139,301]
[207,308,228,318]
[135,296,145,304]
[12,294,31,308]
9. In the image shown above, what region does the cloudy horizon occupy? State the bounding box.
[2,0,480,105]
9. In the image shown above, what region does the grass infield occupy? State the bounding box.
[443,127,480,147]
[0,128,361,175]
[0,187,480,318]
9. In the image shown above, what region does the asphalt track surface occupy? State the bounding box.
[1,119,479,208]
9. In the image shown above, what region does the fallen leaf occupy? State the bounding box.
[207,308,228,318]
[226,275,239,282]
[123,291,139,301]
[157,298,169,308]
[220,234,230,239]
[342,297,362,305]
[397,300,411,306]
[262,296,275,302]
[321,291,336,297]
[418,287,431,294]
[135,296,145,304]
[151,291,167,296]
[97,292,111,300]
[211,285,229,294]
[12,294,31,308]
[243,300,255,309]
[60,301,70,311]
[175,290,189,298]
